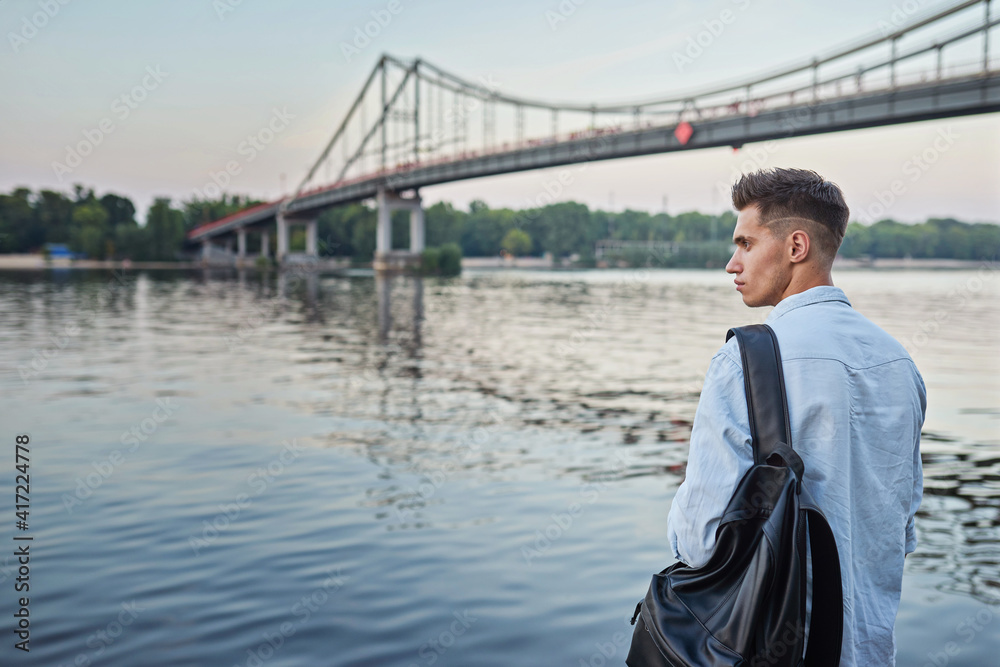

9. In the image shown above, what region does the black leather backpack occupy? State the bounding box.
[626,324,844,666]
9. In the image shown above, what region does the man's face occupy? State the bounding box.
[725,205,791,307]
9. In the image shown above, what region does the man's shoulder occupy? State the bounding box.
[712,334,745,370]
[769,300,915,369]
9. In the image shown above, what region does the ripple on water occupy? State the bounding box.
[0,268,997,665]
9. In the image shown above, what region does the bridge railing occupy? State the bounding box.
[275,1,995,216]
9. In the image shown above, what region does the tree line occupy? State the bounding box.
[0,186,259,261]
[1,185,997,264]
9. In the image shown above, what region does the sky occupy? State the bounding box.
[1,0,998,224]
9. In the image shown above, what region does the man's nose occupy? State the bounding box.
[725,252,740,274]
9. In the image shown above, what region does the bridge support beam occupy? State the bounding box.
[375,186,424,271]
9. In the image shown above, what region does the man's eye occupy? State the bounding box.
[742,241,750,250]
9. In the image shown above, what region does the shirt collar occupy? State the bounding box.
[765,285,851,323]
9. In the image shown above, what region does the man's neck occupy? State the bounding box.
[776,269,834,304]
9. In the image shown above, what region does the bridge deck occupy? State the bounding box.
[188,73,999,242]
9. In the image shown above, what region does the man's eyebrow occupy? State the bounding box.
[732,234,753,245]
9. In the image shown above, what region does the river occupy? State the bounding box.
[0,266,997,666]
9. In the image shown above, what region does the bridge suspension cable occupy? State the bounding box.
[279,0,995,216]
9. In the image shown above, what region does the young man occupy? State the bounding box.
[665,168,925,665]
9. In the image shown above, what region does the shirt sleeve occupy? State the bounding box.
[667,346,754,568]
[905,367,927,555]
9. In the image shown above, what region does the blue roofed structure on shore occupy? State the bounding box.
[44,243,85,259]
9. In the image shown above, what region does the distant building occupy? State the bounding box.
[44,243,84,259]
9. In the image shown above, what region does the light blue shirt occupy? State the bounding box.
[666,285,926,666]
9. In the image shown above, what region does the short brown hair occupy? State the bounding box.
[731,168,849,259]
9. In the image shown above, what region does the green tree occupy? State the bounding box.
[461,202,512,256]
[1,185,996,264]
[526,201,590,258]
[968,222,1000,260]
[99,193,139,259]
[391,209,411,250]
[501,228,532,256]
[425,201,466,248]
[351,214,377,262]
[420,247,440,274]
[115,224,151,260]
[69,202,110,258]
[36,189,75,244]
[100,193,136,229]
[318,203,375,257]
[0,188,37,252]
[438,242,462,275]
[839,222,871,258]
[145,198,185,261]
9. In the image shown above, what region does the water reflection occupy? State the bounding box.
[912,442,1000,606]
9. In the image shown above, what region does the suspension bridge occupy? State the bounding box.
[187,0,999,269]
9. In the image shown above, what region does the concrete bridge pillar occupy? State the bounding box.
[276,213,288,262]
[410,204,425,253]
[375,186,424,271]
[260,230,270,258]
[305,219,318,256]
[376,188,393,256]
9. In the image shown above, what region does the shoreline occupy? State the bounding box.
[0,254,992,272]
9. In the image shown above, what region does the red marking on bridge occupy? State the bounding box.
[674,122,693,146]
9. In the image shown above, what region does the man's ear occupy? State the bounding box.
[788,229,810,264]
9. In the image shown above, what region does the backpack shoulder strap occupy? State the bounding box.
[729,324,845,664]
[804,510,845,666]
[726,324,792,465]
